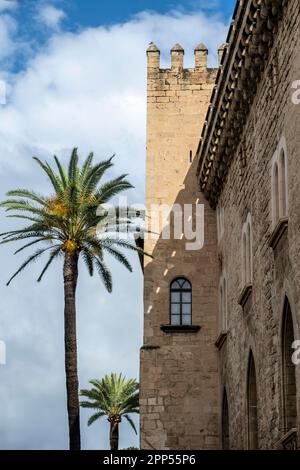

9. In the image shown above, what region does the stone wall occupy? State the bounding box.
[217,0,300,449]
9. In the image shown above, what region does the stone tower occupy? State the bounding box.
[140,43,221,449]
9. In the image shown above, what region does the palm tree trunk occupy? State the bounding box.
[110,422,119,450]
[63,250,81,450]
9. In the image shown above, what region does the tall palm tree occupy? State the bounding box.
[0,149,145,450]
[80,373,139,450]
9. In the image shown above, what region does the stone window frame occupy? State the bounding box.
[242,213,253,287]
[281,297,297,435]
[238,213,253,307]
[247,350,259,450]
[222,388,230,450]
[271,135,288,229]
[219,270,228,332]
[270,136,289,249]
[216,206,225,243]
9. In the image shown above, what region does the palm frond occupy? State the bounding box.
[68,148,79,183]
[6,189,46,206]
[33,157,64,197]
[123,414,138,434]
[81,159,114,198]
[37,246,62,282]
[14,237,50,255]
[6,246,56,286]
[95,258,112,292]
[80,152,94,183]
[54,155,67,188]
[81,248,94,276]
[95,175,133,204]
[103,245,132,272]
[87,411,105,426]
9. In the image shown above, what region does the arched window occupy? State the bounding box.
[279,150,287,219]
[242,231,247,286]
[247,351,258,449]
[281,298,297,432]
[217,206,225,242]
[223,276,227,330]
[247,221,252,284]
[241,214,253,287]
[219,282,223,327]
[170,278,192,326]
[273,162,279,223]
[271,137,288,229]
[219,271,228,331]
[222,389,230,449]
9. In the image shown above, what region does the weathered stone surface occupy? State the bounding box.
[216,0,300,450]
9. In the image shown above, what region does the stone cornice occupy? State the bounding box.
[196,0,287,208]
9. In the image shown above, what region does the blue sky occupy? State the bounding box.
[16,0,236,29]
[0,0,236,450]
[5,0,236,71]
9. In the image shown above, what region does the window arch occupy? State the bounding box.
[271,136,288,229]
[222,388,230,449]
[170,278,192,326]
[247,220,252,284]
[219,271,228,331]
[247,351,258,449]
[272,162,279,224]
[281,298,297,432]
[217,206,225,242]
[242,231,247,286]
[241,213,253,287]
[279,150,287,219]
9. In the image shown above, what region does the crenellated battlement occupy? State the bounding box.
[146,42,225,74]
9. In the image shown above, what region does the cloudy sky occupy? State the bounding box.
[0,0,235,450]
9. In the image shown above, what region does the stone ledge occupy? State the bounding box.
[238,283,252,308]
[215,330,228,350]
[160,324,201,333]
[269,217,288,250]
[140,345,160,351]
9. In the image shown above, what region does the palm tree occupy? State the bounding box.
[80,373,139,450]
[0,149,145,450]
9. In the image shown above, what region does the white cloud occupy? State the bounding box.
[0,0,18,13]
[0,7,229,449]
[36,4,66,30]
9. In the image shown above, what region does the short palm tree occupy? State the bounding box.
[0,149,145,450]
[80,373,139,450]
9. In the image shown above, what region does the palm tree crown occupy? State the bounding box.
[80,373,139,449]
[0,148,143,289]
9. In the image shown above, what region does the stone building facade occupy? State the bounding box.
[140,0,300,450]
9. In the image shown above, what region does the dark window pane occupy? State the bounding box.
[182,280,191,289]
[182,303,191,315]
[171,303,180,314]
[182,314,192,325]
[182,292,191,303]
[171,280,180,290]
[171,314,180,325]
[171,292,180,303]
